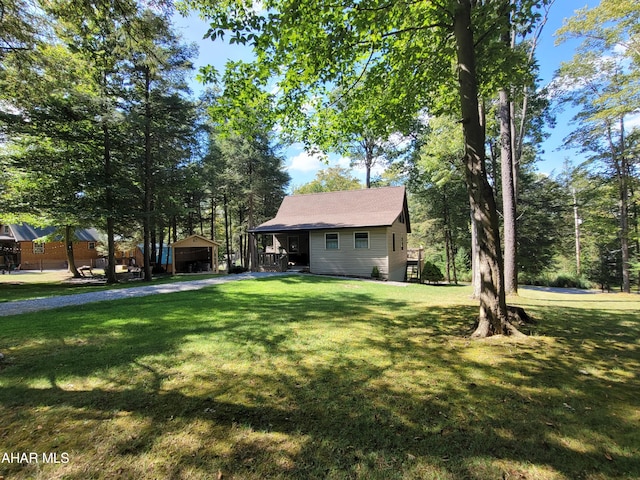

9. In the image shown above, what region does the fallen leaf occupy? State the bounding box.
[605,453,613,461]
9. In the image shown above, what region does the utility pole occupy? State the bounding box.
[573,187,581,276]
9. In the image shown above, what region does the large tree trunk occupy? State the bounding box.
[453,0,519,337]
[64,225,81,278]
[142,67,153,282]
[103,122,118,284]
[500,89,518,294]
[223,193,232,272]
[606,118,630,293]
[470,204,481,298]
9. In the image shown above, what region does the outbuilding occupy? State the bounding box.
[171,234,221,274]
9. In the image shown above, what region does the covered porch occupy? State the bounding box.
[253,231,310,272]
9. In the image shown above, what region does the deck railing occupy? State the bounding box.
[257,252,289,272]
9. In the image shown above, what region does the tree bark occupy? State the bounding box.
[223,193,232,272]
[453,0,516,337]
[103,121,118,284]
[64,225,81,278]
[500,88,518,294]
[143,66,153,282]
[605,117,630,293]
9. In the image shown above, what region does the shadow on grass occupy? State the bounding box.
[0,276,638,479]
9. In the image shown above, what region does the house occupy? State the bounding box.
[0,223,100,271]
[249,186,411,281]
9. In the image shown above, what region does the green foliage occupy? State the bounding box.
[518,172,572,277]
[371,265,380,279]
[293,166,362,194]
[421,260,444,284]
[0,2,208,282]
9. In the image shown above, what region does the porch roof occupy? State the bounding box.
[251,186,410,234]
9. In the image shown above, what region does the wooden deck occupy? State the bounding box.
[257,253,289,272]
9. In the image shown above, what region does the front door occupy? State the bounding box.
[287,233,309,266]
[288,236,299,255]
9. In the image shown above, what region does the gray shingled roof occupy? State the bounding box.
[251,186,410,233]
[8,224,100,242]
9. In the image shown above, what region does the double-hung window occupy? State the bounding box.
[325,233,339,250]
[354,232,369,249]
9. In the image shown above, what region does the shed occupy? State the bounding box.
[171,234,221,274]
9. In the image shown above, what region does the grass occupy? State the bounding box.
[0,276,638,479]
[0,270,223,303]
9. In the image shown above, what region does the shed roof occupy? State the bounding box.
[251,186,410,233]
[173,234,222,248]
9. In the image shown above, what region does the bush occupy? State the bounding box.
[371,266,381,279]
[550,274,591,289]
[421,261,444,284]
[520,272,592,289]
[229,265,248,274]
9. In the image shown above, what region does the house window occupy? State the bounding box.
[33,242,45,254]
[401,236,404,251]
[354,232,369,249]
[3,226,9,234]
[392,233,396,252]
[325,233,339,250]
[88,242,96,250]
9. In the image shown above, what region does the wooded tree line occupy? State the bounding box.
[182,0,638,336]
[0,0,290,281]
[406,0,639,295]
[1,0,638,336]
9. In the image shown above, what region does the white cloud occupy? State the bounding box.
[287,150,327,173]
[335,156,351,169]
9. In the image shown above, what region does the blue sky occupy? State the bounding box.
[172,2,597,189]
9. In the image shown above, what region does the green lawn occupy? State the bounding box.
[0,276,638,479]
[0,270,223,303]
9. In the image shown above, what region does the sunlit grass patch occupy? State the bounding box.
[0,277,638,479]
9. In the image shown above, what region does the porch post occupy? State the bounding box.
[249,232,258,272]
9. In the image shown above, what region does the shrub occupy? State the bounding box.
[422,261,444,284]
[371,266,381,279]
[229,265,248,274]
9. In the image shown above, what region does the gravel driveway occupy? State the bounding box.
[0,272,287,317]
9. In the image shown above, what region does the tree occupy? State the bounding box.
[293,166,362,194]
[305,81,416,188]
[0,0,40,61]
[517,172,571,278]
[124,9,199,281]
[42,0,146,283]
[555,0,640,293]
[185,0,552,336]
[409,115,469,284]
[497,0,555,295]
[0,41,108,277]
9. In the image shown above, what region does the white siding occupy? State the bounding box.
[386,218,409,282]
[310,227,389,278]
